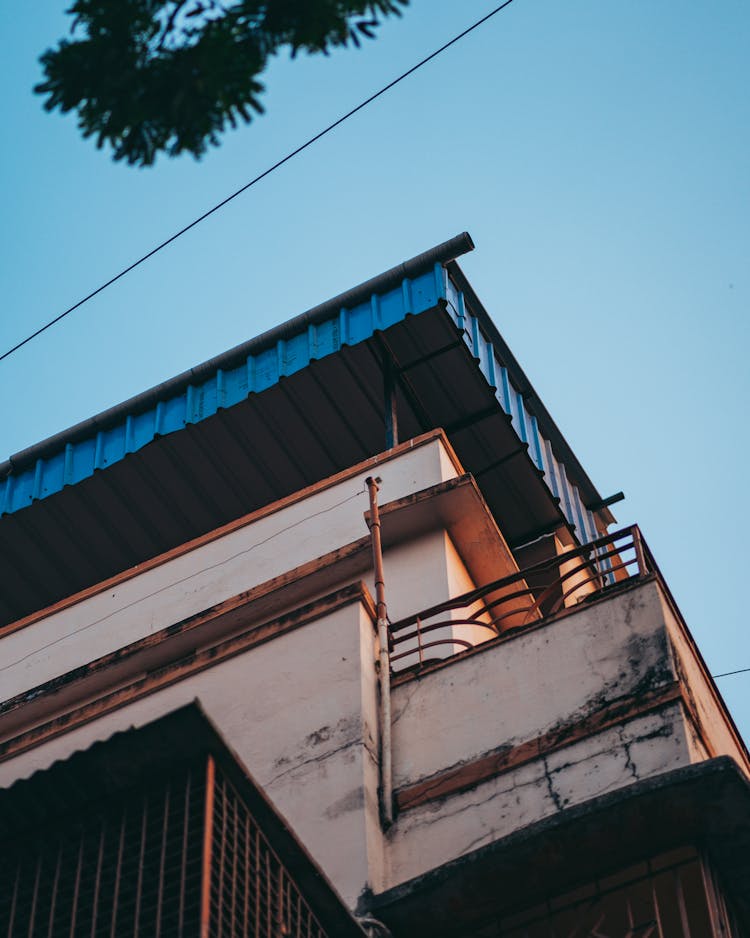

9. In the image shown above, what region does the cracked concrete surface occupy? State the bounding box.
[388,705,689,885]
[383,581,717,889]
[390,759,552,880]
[391,579,678,790]
[265,736,360,788]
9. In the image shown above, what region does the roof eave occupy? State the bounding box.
[445,259,616,525]
[1,232,475,477]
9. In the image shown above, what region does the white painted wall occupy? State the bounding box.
[0,437,458,702]
[0,601,383,907]
[386,530,490,670]
[390,579,677,790]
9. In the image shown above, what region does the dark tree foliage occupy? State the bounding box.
[36,0,408,166]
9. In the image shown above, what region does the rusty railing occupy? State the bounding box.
[389,525,652,670]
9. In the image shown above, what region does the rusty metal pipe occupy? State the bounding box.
[200,754,216,938]
[366,476,393,829]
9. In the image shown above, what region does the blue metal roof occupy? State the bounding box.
[1,264,445,517]
[1,234,611,546]
[0,233,621,627]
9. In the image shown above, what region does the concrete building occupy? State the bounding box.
[1,233,748,936]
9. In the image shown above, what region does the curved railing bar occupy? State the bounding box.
[508,540,640,626]
[389,526,645,635]
[393,553,635,646]
[391,637,476,663]
[388,527,653,671]
[392,617,498,648]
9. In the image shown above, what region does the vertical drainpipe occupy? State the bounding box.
[200,754,216,938]
[366,476,394,829]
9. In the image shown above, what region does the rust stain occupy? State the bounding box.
[200,754,215,938]
[395,682,684,813]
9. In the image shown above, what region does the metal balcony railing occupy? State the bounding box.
[389,525,652,671]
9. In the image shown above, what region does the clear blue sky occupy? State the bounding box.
[2,2,749,739]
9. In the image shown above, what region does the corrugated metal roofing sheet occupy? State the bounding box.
[1,265,444,515]
[0,234,613,627]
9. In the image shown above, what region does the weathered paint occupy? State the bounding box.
[659,586,749,765]
[0,600,384,906]
[387,705,693,887]
[0,452,746,913]
[0,435,459,701]
[389,581,680,792]
[394,682,683,811]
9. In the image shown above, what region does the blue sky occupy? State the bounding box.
[2,2,749,739]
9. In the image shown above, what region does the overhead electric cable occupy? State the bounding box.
[1,0,517,364]
[713,667,750,679]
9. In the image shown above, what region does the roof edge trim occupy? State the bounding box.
[445,258,613,522]
[2,232,474,476]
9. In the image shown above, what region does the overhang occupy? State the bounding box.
[0,234,612,627]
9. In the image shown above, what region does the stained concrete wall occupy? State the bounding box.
[4,575,740,906]
[387,704,692,885]
[0,601,384,907]
[390,580,676,791]
[659,589,748,769]
[0,435,502,907]
[0,436,459,702]
[384,577,742,886]
[1,451,747,912]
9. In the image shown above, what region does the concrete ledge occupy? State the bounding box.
[394,681,683,812]
[0,582,376,764]
[368,757,750,935]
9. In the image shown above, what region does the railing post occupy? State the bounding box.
[632,526,648,577]
[200,755,216,938]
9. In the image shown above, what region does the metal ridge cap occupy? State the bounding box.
[1,233,475,477]
[445,259,613,522]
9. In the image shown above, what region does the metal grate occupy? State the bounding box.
[207,761,328,938]
[1,749,348,938]
[496,850,736,938]
[0,764,205,937]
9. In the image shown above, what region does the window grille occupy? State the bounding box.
[0,754,335,938]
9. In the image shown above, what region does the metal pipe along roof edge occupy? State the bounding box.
[1,232,475,476]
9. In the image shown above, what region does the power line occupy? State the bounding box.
[1,0,517,365]
[713,667,750,679]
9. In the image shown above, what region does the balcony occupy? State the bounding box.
[388,525,652,673]
[385,524,750,897]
